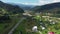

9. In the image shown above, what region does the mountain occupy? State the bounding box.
[0,1,24,22]
[8,3,35,10]
[18,4,35,10]
[0,1,24,14]
[32,2,60,14]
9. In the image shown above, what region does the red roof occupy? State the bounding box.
[48,32,55,34]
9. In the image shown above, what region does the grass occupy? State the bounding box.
[13,19,27,34]
[0,14,22,34]
[13,15,60,34]
[13,17,40,34]
[0,24,5,33]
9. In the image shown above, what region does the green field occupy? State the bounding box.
[13,15,60,34]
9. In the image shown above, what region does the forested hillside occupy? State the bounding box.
[0,1,24,23]
[32,2,60,14]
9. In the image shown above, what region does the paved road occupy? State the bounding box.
[8,17,26,34]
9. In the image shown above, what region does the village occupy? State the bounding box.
[0,0,60,34]
[14,11,60,34]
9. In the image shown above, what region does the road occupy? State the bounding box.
[8,17,26,34]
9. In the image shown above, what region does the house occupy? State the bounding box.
[48,32,55,34]
[49,20,56,24]
[32,26,38,32]
[40,26,45,30]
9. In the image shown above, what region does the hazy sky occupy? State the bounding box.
[1,0,60,5]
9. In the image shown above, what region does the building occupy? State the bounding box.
[32,26,38,32]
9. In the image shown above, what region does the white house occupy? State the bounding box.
[32,26,38,32]
[49,20,56,24]
[40,26,45,30]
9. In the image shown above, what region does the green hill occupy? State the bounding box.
[0,1,24,22]
[32,2,60,14]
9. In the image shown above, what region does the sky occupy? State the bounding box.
[0,0,60,5]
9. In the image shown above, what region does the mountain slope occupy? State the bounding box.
[0,1,24,22]
[8,3,35,10]
[0,1,24,14]
[32,2,60,13]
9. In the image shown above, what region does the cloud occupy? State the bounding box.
[1,0,60,5]
[17,2,38,5]
[18,0,60,5]
[38,0,60,5]
[13,0,60,5]
[53,0,60,2]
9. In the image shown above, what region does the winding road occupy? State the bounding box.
[8,17,26,34]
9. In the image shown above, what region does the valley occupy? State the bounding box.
[0,0,60,34]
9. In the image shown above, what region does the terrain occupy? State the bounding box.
[0,1,24,34]
[13,2,60,34]
[0,1,60,34]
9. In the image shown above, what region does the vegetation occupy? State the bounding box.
[13,15,60,34]
[0,1,24,34]
[1,1,60,34]
[31,2,60,16]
